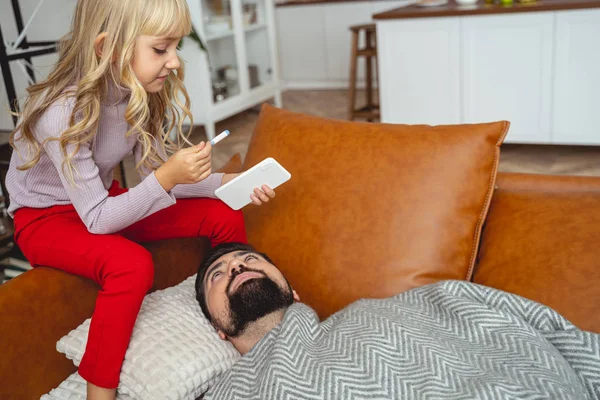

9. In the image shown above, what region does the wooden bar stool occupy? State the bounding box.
[348,23,380,122]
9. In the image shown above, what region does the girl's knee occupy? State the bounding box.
[107,247,154,293]
[222,206,245,228]
[209,202,247,245]
[134,250,155,292]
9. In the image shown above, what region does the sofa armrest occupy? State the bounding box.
[475,172,600,333]
[0,268,97,399]
[0,153,242,398]
[0,237,210,400]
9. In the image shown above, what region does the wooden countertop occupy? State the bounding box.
[276,0,397,8]
[373,0,600,19]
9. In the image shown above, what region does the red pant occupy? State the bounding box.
[13,181,246,388]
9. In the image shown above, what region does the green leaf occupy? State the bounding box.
[189,28,208,53]
[178,26,211,65]
[179,26,208,53]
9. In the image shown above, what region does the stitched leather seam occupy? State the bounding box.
[467,121,510,280]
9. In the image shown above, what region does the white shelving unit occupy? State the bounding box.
[181,0,282,141]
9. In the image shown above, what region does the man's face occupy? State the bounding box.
[202,250,296,338]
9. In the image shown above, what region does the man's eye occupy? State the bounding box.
[210,271,221,281]
[245,255,257,262]
[153,48,167,55]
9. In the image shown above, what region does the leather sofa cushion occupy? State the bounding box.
[242,104,508,318]
[474,173,600,333]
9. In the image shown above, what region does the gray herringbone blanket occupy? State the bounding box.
[204,281,600,400]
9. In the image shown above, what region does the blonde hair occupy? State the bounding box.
[10,0,194,182]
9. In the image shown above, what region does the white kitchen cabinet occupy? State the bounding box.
[552,9,600,145]
[378,17,461,125]
[461,12,553,144]
[376,7,600,145]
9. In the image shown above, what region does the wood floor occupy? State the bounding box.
[2,90,598,186]
[122,89,600,187]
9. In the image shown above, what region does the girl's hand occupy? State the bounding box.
[156,142,212,192]
[250,185,276,206]
[220,174,276,206]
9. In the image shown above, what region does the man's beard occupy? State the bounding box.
[220,268,294,338]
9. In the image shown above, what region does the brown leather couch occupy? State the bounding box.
[1,106,599,399]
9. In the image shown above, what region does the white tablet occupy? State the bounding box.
[215,157,291,210]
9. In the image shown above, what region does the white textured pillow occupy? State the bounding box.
[53,275,240,400]
[41,372,135,400]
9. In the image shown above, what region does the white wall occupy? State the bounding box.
[275,0,413,89]
[1,0,409,130]
[0,0,76,131]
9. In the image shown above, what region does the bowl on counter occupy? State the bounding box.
[455,0,478,5]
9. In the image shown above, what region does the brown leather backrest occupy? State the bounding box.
[474,172,600,333]
[242,104,508,319]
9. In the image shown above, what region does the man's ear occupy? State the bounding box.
[94,32,108,58]
[293,290,300,302]
[217,330,227,341]
[211,321,229,341]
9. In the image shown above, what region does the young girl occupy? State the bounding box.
[6,0,275,398]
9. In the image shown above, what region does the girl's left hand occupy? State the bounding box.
[221,174,276,206]
[250,185,276,206]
